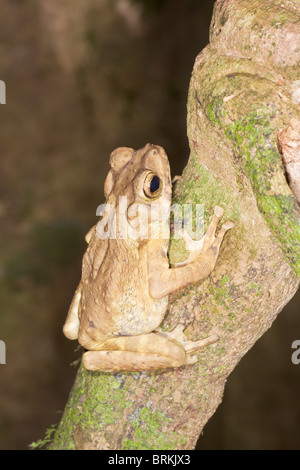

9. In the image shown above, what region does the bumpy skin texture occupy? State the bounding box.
[63,144,233,372]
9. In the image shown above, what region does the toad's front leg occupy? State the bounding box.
[148,205,234,299]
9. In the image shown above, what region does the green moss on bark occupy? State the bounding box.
[49,365,131,449]
[224,106,300,276]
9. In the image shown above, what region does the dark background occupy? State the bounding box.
[0,0,299,450]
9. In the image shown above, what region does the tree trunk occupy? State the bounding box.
[49,0,299,450]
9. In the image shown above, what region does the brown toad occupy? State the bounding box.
[63,144,233,371]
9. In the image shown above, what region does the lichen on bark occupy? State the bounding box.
[48,0,299,450]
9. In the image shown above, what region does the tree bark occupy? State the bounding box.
[49,0,299,450]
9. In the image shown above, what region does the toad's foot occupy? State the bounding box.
[157,324,219,357]
[174,205,234,267]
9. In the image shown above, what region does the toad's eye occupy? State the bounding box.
[143,173,162,199]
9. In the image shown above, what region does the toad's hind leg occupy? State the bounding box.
[63,286,81,340]
[82,332,187,372]
[82,330,218,372]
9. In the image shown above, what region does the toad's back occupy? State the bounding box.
[77,235,168,348]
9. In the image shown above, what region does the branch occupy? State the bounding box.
[49,0,299,450]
